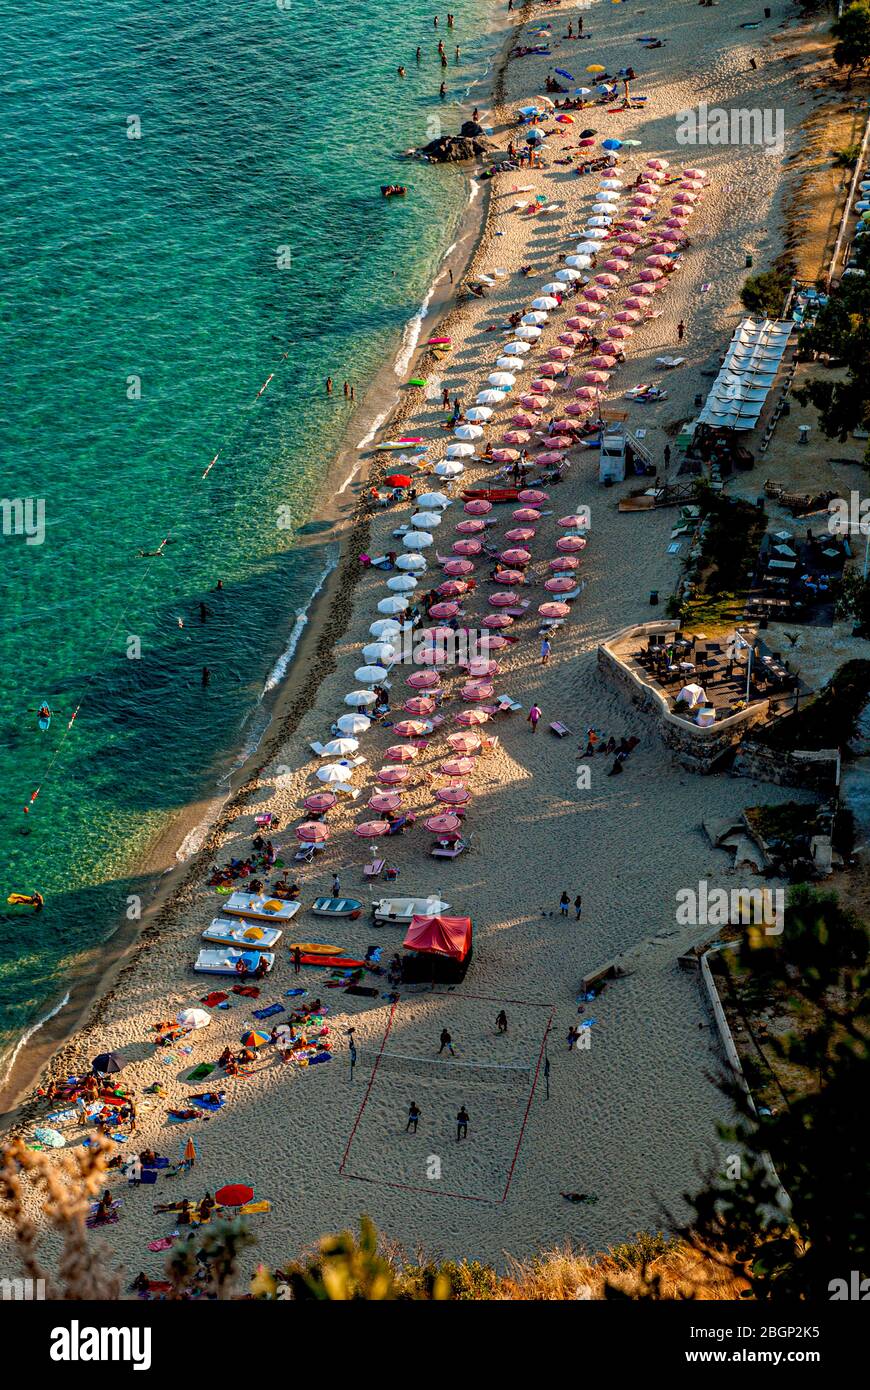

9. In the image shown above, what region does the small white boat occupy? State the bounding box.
[372,895,450,924]
[193,948,276,976]
[222,893,301,923]
[311,897,364,918]
[202,918,283,950]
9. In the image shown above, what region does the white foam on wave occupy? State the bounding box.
[0,991,71,1091]
[262,551,339,695]
[394,276,440,379]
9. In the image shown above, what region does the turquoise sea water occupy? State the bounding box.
[0,0,501,1073]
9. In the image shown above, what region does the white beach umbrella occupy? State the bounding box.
[337,712,372,735]
[488,372,516,387]
[403,530,433,549]
[321,737,359,757]
[587,215,612,228]
[503,343,531,357]
[575,241,602,255]
[477,389,508,405]
[530,296,558,310]
[396,553,427,571]
[377,595,409,613]
[435,460,464,477]
[355,664,389,683]
[496,356,527,371]
[411,511,442,527]
[555,268,582,282]
[454,423,483,438]
[583,227,608,240]
[177,1008,211,1030]
[565,255,592,269]
[345,689,378,707]
[417,492,450,508]
[386,574,417,591]
[362,642,396,664]
[318,761,353,783]
[369,619,402,639]
[465,406,492,422]
[540,283,564,295]
[599,178,623,189]
[521,311,548,325]
[514,325,542,340]
[595,190,620,203]
[446,441,476,458]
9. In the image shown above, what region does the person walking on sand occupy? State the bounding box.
[442,386,450,408]
[663,442,671,470]
[438,1028,455,1056]
[332,873,341,898]
[574,894,582,920]
[456,1105,469,1141]
[559,891,570,917]
[293,945,302,975]
[496,1010,508,1034]
[677,320,685,343]
[584,728,599,756]
[406,1101,421,1133]
[541,636,551,665]
[527,703,541,733]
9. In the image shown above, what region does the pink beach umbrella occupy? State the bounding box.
[608,325,635,340]
[664,216,687,229]
[683,167,706,179]
[295,821,330,843]
[539,601,570,618]
[535,363,564,378]
[435,785,472,805]
[518,488,547,503]
[646,158,669,170]
[460,682,494,702]
[565,316,595,330]
[558,332,583,346]
[647,242,672,255]
[484,634,510,650]
[455,519,485,534]
[403,696,436,715]
[303,792,337,814]
[616,231,644,246]
[376,766,410,785]
[437,580,468,597]
[566,401,594,416]
[583,286,610,302]
[500,547,531,564]
[393,719,431,737]
[530,379,557,395]
[452,540,481,556]
[558,514,587,528]
[547,433,575,446]
[354,819,391,837]
[419,647,450,665]
[548,346,574,361]
[511,510,540,524]
[545,576,576,593]
[429,601,459,619]
[658,229,683,244]
[588,355,616,370]
[491,447,519,462]
[425,812,462,834]
[512,412,538,428]
[464,499,492,515]
[614,309,641,322]
[602,258,630,272]
[592,272,620,287]
[505,527,535,542]
[622,297,647,311]
[482,613,513,628]
[557,535,586,552]
[369,793,403,814]
[535,451,564,466]
[418,625,454,643]
[443,558,475,576]
[502,430,531,444]
[520,394,547,411]
[548,554,580,570]
[406,670,440,690]
[574,386,599,400]
[628,281,655,296]
[385,744,419,761]
[455,708,490,727]
[490,591,519,607]
[440,756,476,777]
[582,370,610,384]
[645,254,672,268]
[673,191,697,205]
[446,731,482,754]
[597,340,623,355]
[638,267,664,282]
[463,658,500,678]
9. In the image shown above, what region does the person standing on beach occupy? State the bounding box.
[456,1105,469,1141]
[332,873,341,898]
[293,945,302,975]
[541,636,551,665]
[442,386,450,408]
[406,1101,421,1133]
[448,267,453,284]
[677,320,685,342]
[438,1028,455,1056]
[574,894,583,920]
[559,891,570,917]
[496,1010,508,1034]
[326,376,333,394]
[527,702,541,732]
[663,443,672,470]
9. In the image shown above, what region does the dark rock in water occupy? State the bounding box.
[460,120,485,139]
[419,134,495,163]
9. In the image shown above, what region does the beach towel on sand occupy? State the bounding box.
[232,985,261,998]
[192,1096,225,1112]
[148,1237,177,1251]
[200,991,229,1007]
[252,1002,285,1020]
[185,1063,216,1083]
[345,985,379,998]
[142,1156,170,1169]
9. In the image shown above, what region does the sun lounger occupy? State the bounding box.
[624,384,653,399]
[431,834,473,859]
[335,783,361,799]
[495,696,523,713]
[549,721,572,738]
[362,857,385,879]
[655,356,686,368]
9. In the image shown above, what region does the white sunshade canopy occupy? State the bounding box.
[446,441,476,458]
[386,574,417,591]
[369,619,402,639]
[362,642,396,664]
[488,372,516,387]
[396,552,427,571]
[345,688,378,707]
[503,341,532,355]
[403,530,434,549]
[377,595,410,613]
[354,664,389,683]
[435,460,464,476]
[465,406,493,422]
[321,737,359,756]
[530,296,558,310]
[454,423,483,438]
[416,492,450,508]
[521,311,548,325]
[337,712,371,734]
[514,324,542,339]
[411,511,442,527]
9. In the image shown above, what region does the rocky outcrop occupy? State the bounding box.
[419,134,495,162]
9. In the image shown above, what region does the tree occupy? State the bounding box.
[740,267,792,319]
[794,237,870,453]
[831,3,870,86]
[681,887,870,1298]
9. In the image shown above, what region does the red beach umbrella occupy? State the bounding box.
[512,508,540,522]
[354,819,391,837]
[407,670,440,689]
[447,732,482,753]
[482,613,513,628]
[493,568,524,584]
[295,821,330,843]
[376,766,410,784]
[384,475,411,488]
[424,813,462,834]
[460,682,494,701]
[429,601,459,619]
[385,744,419,761]
[369,793,403,813]
[437,580,467,597]
[539,601,570,618]
[443,558,475,575]
[403,696,436,715]
[303,792,336,813]
[557,535,587,552]
[393,719,431,736]
[518,488,547,503]
[505,527,535,542]
[454,708,490,727]
[216,1184,254,1208]
[452,540,481,555]
[545,576,576,593]
[463,499,492,515]
[455,519,485,534]
[548,554,580,570]
[489,591,519,607]
[440,757,476,777]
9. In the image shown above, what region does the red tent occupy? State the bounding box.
[402,914,472,961]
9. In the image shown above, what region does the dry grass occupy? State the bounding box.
[500,1238,749,1301]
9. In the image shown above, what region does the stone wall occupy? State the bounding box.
[732,741,840,794]
[598,621,770,774]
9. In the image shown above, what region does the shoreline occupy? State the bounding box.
[0,8,517,1127]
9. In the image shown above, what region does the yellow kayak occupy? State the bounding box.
[288,942,343,956]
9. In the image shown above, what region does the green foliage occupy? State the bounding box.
[684,887,870,1298]
[755,658,870,750]
[831,144,862,170]
[740,267,792,319]
[404,1256,501,1300]
[795,238,870,451]
[695,494,766,595]
[608,1231,680,1272]
[831,3,870,84]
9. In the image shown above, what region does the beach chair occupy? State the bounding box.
[362,858,385,880]
[309,741,325,757]
[549,721,572,738]
[495,696,523,714]
[335,784,361,799]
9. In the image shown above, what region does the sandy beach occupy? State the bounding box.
[1,0,838,1280]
